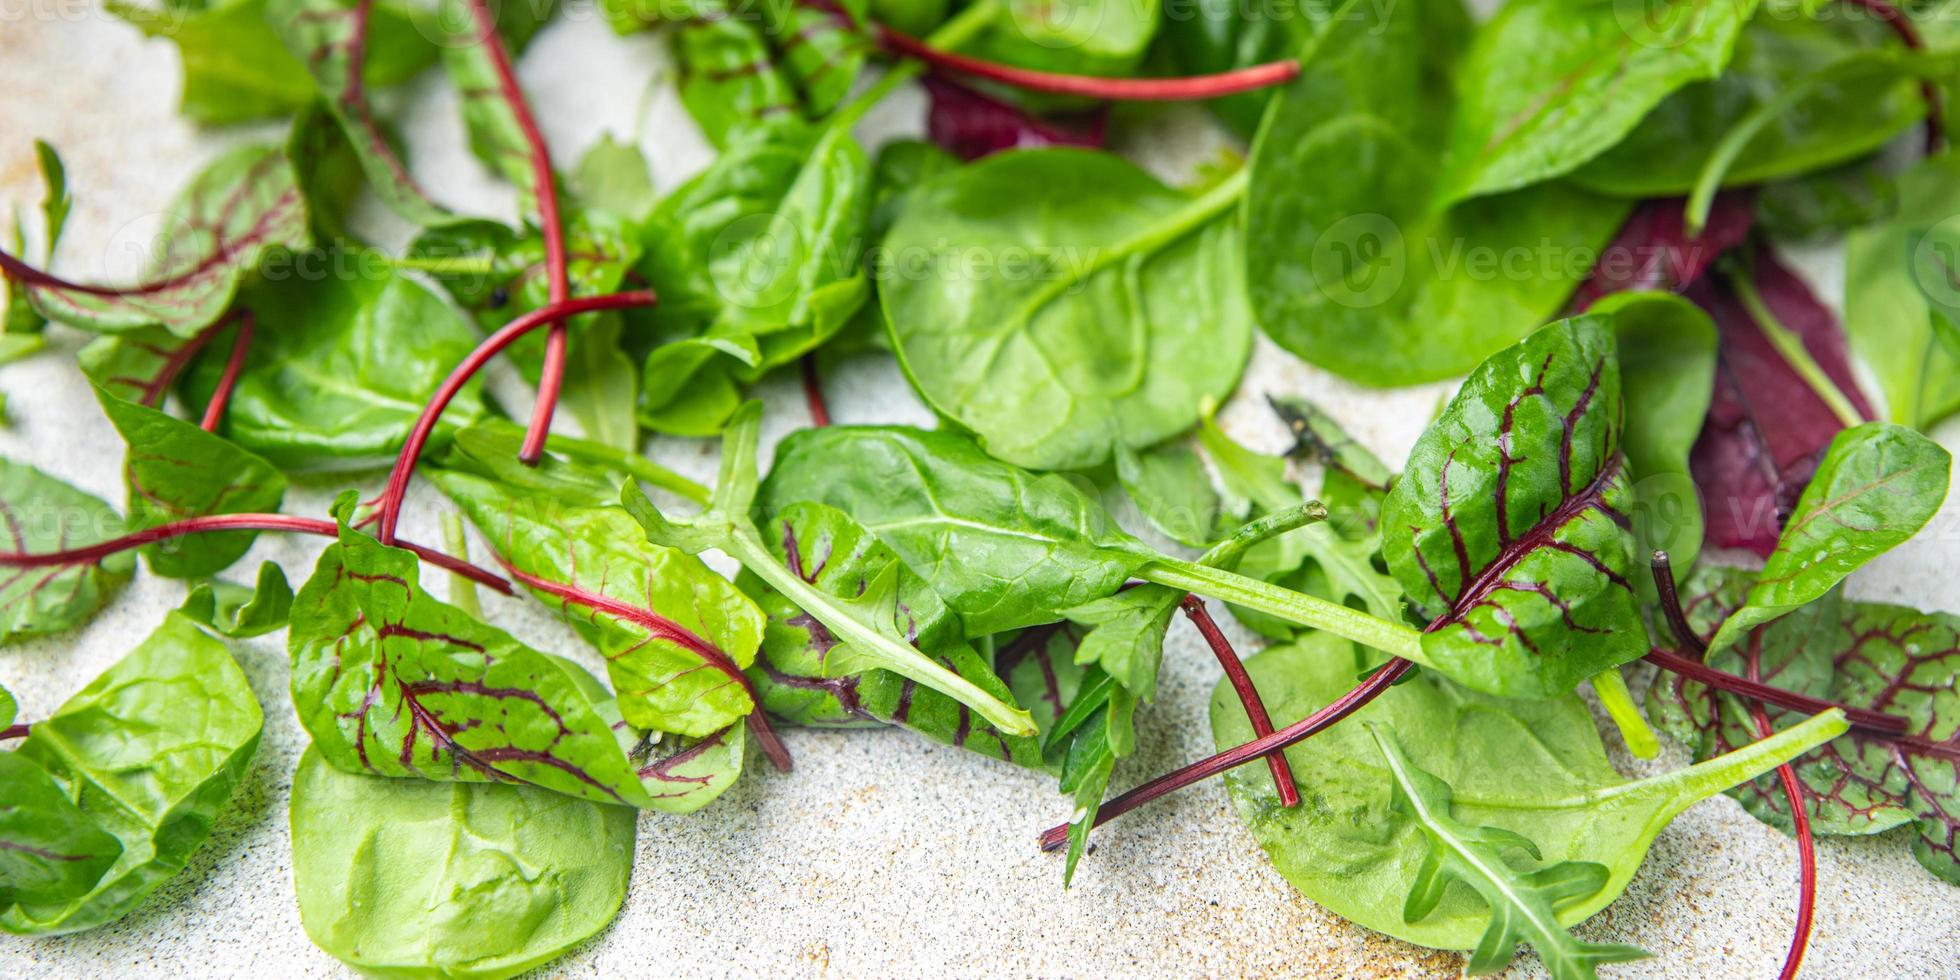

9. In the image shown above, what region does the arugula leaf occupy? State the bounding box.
[1,612,263,935]
[1435,0,1759,203]
[1650,567,1960,884]
[182,266,485,469]
[12,145,308,337]
[0,459,133,643]
[1381,316,1646,699]
[179,561,293,639]
[290,747,635,979]
[1114,442,1223,550]
[1213,632,1848,954]
[882,149,1251,471]
[1705,422,1950,654]
[95,386,287,579]
[1243,0,1629,386]
[0,755,123,910]
[1368,725,1649,979]
[1846,153,1960,430]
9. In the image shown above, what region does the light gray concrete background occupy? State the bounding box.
[1,7,1956,978]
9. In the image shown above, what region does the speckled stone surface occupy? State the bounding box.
[1,10,1956,979]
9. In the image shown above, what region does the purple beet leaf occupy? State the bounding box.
[922,75,1107,161]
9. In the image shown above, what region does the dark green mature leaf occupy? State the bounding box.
[179,561,293,639]
[289,505,704,811]
[0,459,133,643]
[1244,0,1629,386]
[1435,0,1759,203]
[1570,16,1923,198]
[1847,153,1960,430]
[1651,568,1960,883]
[182,266,485,469]
[1158,0,1328,136]
[1757,158,1898,244]
[1,612,263,935]
[883,150,1252,471]
[758,425,1153,636]
[1706,422,1950,654]
[1114,442,1223,549]
[1592,292,1717,581]
[1213,633,1847,954]
[14,145,308,337]
[1381,317,1645,699]
[1368,726,1648,979]
[0,755,123,910]
[741,501,1046,767]
[430,431,767,738]
[290,747,635,979]
[266,0,456,226]
[95,387,286,579]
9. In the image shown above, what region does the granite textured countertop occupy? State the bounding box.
[1,10,1956,978]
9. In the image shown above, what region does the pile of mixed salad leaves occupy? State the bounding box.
[2,0,1958,973]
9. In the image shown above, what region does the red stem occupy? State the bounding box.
[500,563,794,772]
[458,0,573,465]
[0,248,124,297]
[800,354,831,427]
[877,25,1299,100]
[199,311,254,432]
[138,317,226,409]
[1841,0,1942,152]
[1038,658,1411,851]
[1179,595,1297,807]
[373,291,656,545]
[0,513,511,593]
[0,724,26,741]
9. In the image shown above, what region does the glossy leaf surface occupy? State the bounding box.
[0,459,133,643]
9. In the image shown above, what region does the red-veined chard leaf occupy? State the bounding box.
[1380,316,1646,699]
[1214,633,1847,960]
[1650,566,1960,884]
[432,0,558,212]
[95,386,287,579]
[920,75,1106,161]
[1688,250,1877,554]
[290,746,635,979]
[0,459,133,643]
[77,326,209,409]
[675,11,800,151]
[429,424,766,738]
[289,497,739,813]
[2,144,308,337]
[0,754,123,910]
[1,612,262,935]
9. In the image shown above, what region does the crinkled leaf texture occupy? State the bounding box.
[1,612,263,935]
[883,149,1251,471]
[741,501,1045,767]
[431,428,765,738]
[1381,317,1647,699]
[0,754,123,910]
[1650,566,1960,884]
[758,425,1152,636]
[290,747,635,980]
[287,508,738,813]
[0,458,134,643]
[95,386,287,579]
[1212,633,1846,954]
[17,145,308,336]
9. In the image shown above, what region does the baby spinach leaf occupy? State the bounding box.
[740,500,1046,767]
[178,561,293,639]
[1115,442,1222,550]
[1243,0,1629,386]
[1846,153,1960,430]
[1368,726,1649,979]
[430,436,767,738]
[1570,17,1924,198]
[1705,422,1950,654]
[10,145,308,337]
[95,386,287,579]
[288,505,682,810]
[571,134,656,219]
[0,754,123,910]
[1435,0,1759,203]
[882,149,1252,471]
[758,424,1154,635]
[964,0,1160,79]
[1650,567,1960,884]
[1381,316,1646,699]
[1,612,263,935]
[1212,632,1847,954]
[290,746,635,980]
[0,459,134,643]
[1157,0,1327,136]
[182,266,485,469]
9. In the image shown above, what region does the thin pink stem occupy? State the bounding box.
[0,724,26,741]
[878,26,1298,100]
[1179,595,1297,807]
[801,354,831,427]
[372,291,656,545]
[199,311,254,432]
